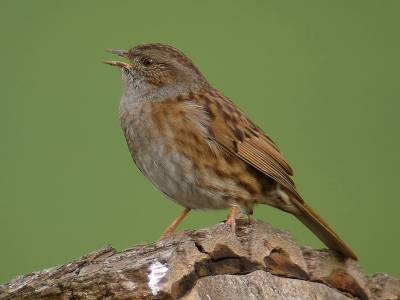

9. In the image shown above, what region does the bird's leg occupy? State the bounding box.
[226,205,240,232]
[158,208,191,240]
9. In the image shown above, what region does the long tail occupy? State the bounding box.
[290,197,358,260]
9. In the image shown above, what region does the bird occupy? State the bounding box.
[104,43,358,260]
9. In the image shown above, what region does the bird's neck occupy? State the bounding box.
[120,76,210,110]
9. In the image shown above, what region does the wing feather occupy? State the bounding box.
[197,91,302,200]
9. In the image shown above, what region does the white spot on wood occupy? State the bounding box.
[148,261,168,295]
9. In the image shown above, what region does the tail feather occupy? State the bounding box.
[292,198,358,261]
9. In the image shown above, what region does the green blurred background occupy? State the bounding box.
[1,1,399,284]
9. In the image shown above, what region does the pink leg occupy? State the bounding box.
[158,208,191,240]
[226,206,238,232]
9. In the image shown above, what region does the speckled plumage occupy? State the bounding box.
[105,43,357,260]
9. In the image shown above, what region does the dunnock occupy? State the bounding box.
[104,43,357,260]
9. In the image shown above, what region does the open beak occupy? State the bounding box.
[103,49,132,68]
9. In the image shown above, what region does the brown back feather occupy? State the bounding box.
[195,90,301,201]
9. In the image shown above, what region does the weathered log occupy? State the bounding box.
[1,219,399,299]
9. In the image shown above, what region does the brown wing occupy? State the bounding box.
[194,90,358,261]
[112,43,357,260]
[195,90,302,202]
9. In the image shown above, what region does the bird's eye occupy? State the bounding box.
[143,58,154,67]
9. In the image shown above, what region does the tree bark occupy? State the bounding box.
[0,219,399,300]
